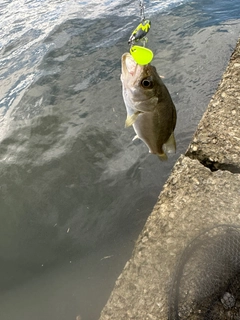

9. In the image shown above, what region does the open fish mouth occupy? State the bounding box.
[169,225,240,319]
[121,53,138,78]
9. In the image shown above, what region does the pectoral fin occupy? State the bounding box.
[125,111,142,128]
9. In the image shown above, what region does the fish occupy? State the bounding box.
[121,52,177,160]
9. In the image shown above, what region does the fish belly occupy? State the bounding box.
[133,112,162,154]
[133,111,176,158]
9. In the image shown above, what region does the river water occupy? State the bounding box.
[0,0,239,319]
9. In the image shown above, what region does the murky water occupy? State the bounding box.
[0,0,240,319]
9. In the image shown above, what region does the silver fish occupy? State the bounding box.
[121,52,177,160]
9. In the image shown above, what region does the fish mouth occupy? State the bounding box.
[121,52,155,103]
[121,53,138,78]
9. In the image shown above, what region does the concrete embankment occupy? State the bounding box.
[99,39,240,320]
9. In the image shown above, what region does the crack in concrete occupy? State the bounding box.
[186,153,240,174]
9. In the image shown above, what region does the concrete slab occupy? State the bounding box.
[99,156,240,319]
[186,39,240,172]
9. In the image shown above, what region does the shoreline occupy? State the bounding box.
[99,38,240,319]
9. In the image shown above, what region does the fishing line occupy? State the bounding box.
[139,0,145,21]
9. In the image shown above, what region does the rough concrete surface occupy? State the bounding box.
[99,157,240,320]
[186,38,240,172]
[99,39,240,320]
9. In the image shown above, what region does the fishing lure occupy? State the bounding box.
[128,1,153,65]
[128,19,151,45]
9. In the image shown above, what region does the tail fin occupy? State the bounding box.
[163,132,176,154]
[158,152,168,161]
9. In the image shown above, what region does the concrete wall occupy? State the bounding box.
[99,38,240,320]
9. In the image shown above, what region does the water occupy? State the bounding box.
[0,1,239,319]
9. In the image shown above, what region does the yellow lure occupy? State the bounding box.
[130,45,154,65]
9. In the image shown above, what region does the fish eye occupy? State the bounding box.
[141,78,153,89]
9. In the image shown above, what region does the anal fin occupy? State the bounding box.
[132,135,139,141]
